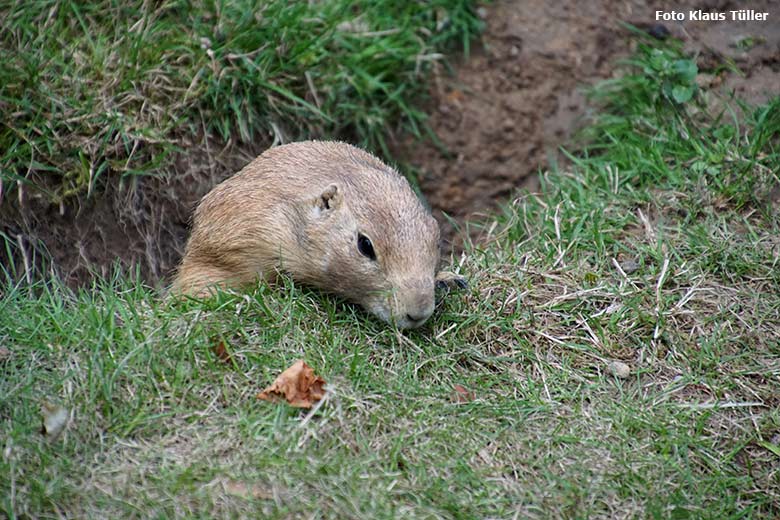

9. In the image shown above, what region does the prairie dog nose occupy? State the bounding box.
[403,292,435,327]
[406,311,430,324]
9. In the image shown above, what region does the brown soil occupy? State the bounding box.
[2,135,266,287]
[396,0,780,250]
[2,0,777,286]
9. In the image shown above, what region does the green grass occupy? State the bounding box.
[0,0,481,202]
[2,36,780,518]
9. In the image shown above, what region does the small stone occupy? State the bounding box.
[608,361,631,379]
[620,260,640,274]
[41,402,70,441]
[647,24,670,40]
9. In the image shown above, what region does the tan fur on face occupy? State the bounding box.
[172,141,441,329]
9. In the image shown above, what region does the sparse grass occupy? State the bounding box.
[2,36,780,519]
[0,0,481,202]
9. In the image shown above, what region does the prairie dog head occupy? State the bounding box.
[303,161,440,329]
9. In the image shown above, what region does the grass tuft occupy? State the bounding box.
[0,0,482,202]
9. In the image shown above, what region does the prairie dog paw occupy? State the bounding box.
[435,271,468,291]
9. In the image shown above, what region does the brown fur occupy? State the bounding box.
[172,141,442,328]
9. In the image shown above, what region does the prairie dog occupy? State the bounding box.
[172,141,451,329]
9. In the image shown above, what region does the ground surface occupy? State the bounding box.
[400,0,780,249]
[3,4,779,517]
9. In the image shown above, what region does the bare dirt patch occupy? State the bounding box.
[2,135,266,286]
[396,0,780,250]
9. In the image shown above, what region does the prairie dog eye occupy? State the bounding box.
[357,233,376,260]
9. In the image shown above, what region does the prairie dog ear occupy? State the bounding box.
[314,184,342,214]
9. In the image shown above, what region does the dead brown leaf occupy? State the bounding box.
[212,340,232,363]
[257,359,326,409]
[452,384,475,403]
[0,346,11,362]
